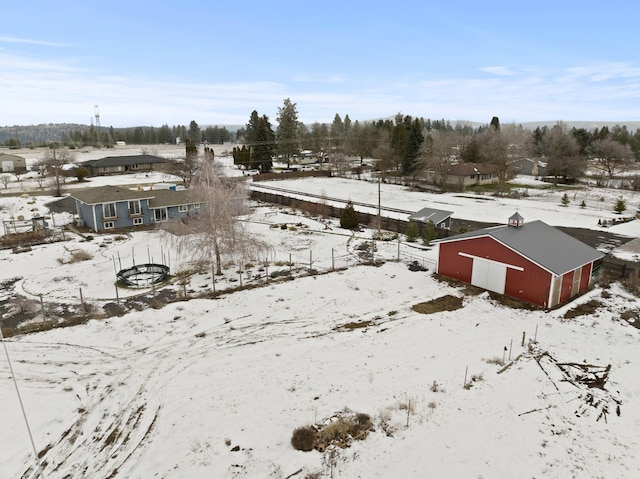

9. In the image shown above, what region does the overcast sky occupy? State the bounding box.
[1,1,639,127]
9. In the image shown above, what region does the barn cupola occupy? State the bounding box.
[508,212,524,228]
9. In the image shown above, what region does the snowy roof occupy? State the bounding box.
[69,185,194,208]
[436,219,604,275]
[408,207,453,224]
[81,154,171,167]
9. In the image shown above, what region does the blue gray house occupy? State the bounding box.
[70,185,201,232]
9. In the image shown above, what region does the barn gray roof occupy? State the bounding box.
[409,207,453,224]
[436,219,604,275]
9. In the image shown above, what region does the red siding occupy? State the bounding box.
[580,263,592,291]
[559,272,574,303]
[438,236,552,307]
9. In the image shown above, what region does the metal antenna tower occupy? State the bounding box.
[94,104,101,127]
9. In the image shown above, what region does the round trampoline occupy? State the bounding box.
[116,263,170,288]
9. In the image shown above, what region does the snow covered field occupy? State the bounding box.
[1,145,640,478]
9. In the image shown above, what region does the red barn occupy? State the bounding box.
[435,213,604,308]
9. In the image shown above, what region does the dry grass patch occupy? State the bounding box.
[563,299,603,319]
[412,295,463,314]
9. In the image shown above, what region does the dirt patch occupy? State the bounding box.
[563,299,603,319]
[488,292,538,310]
[412,295,463,314]
[339,320,372,331]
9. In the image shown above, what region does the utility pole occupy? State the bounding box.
[377,177,382,233]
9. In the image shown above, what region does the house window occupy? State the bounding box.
[133,217,144,226]
[104,221,115,229]
[130,164,140,170]
[101,166,110,173]
[178,204,188,212]
[103,202,117,219]
[193,203,201,209]
[154,208,168,222]
[128,200,142,216]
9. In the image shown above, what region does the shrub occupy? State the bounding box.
[340,201,359,229]
[291,426,316,451]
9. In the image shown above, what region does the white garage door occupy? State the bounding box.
[471,258,507,294]
[2,160,14,172]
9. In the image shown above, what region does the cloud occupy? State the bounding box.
[0,36,71,47]
[480,66,515,76]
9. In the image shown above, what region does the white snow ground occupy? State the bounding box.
[1,145,640,478]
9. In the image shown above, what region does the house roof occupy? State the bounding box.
[436,219,604,276]
[408,207,453,225]
[69,185,194,207]
[81,154,172,167]
[0,153,25,161]
[447,162,498,176]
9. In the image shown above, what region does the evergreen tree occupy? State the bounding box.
[340,201,359,229]
[276,98,301,167]
[614,197,627,214]
[405,219,419,242]
[188,120,201,143]
[421,220,437,245]
[252,116,275,172]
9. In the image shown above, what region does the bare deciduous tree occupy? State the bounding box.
[476,123,532,192]
[41,145,76,196]
[539,122,585,185]
[162,161,269,276]
[588,138,635,179]
[418,130,460,189]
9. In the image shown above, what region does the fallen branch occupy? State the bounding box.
[518,405,554,416]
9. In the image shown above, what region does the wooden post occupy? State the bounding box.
[309,250,312,271]
[521,331,526,347]
[40,294,45,320]
[79,287,85,313]
[463,366,468,389]
[115,285,120,307]
[289,253,292,275]
[331,248,335,271]
[534,325,539,342]
[117,251,122,270]
[406,398,411,428]
[239,265,243,287]
[502,346,507,364]
[509,339,513,360]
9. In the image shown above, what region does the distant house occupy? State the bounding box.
[426,162,498,189]
[408,207,453,230]
[80,154,174,176]
[510,158,547,177]
[69,185,201,232]
[0,153,27,174]
[434,212,604,308]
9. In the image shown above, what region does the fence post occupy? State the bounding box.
[40,294,45,320]
[332,248,335,271]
